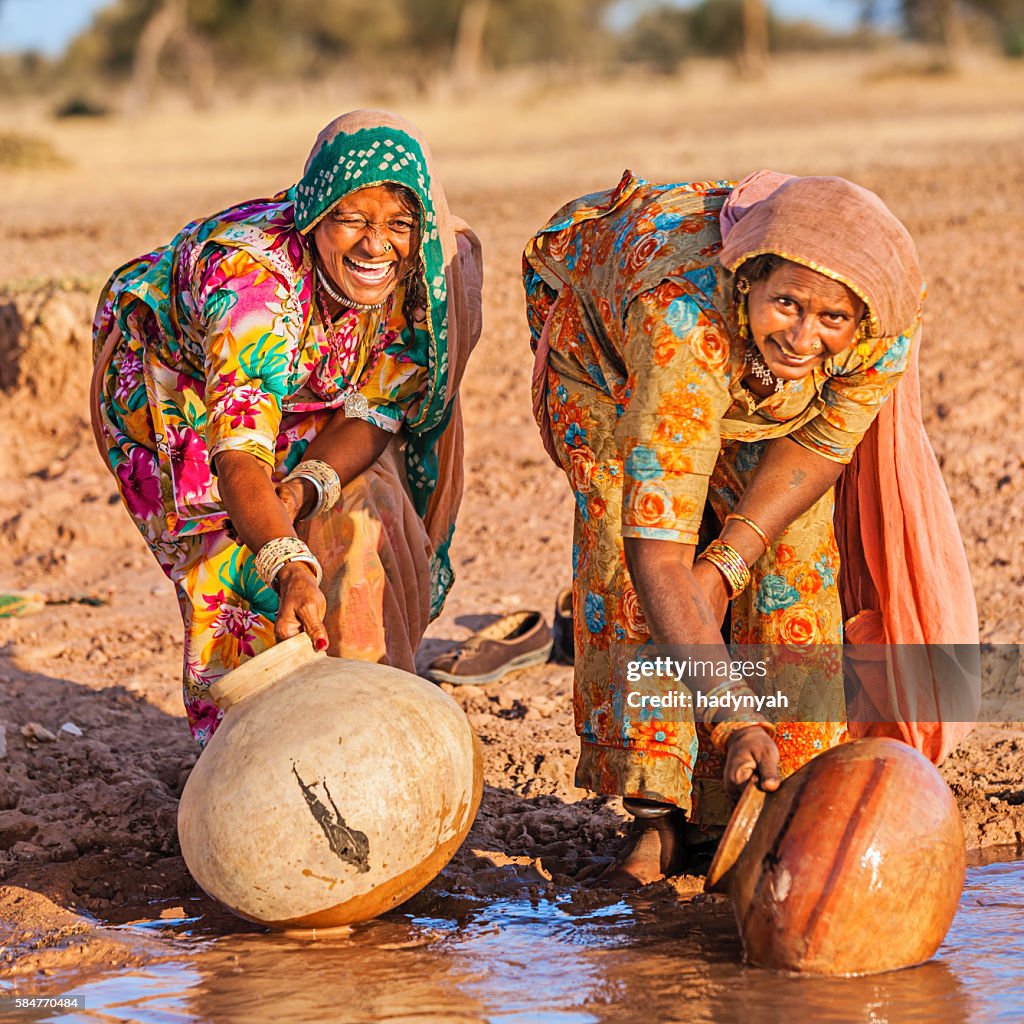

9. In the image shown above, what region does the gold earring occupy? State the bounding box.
[737,298,750,337]
[734,278,751,336]
[855,319,872,358]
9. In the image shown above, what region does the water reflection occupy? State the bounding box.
[8,851,1023,1024]
[183,918,491,1024]
[942,859,1024,1021]
[703,959,970,1024]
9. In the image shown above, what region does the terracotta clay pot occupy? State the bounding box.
[705,737,965,975]
[178,633,482,933]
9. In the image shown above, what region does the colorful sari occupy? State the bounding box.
[91,111,482,745]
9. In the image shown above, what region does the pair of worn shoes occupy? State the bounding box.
[426,587,576,686]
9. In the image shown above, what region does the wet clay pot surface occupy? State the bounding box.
[706,737,966,976]
[178,633,483,931]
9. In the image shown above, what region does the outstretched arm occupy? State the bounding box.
[624,536,781,797]
[623,440,842,795]
[215,450,329,647]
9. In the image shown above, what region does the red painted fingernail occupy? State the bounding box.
[315,638,328,651]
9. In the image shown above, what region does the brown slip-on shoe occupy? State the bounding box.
[426,610,553,685]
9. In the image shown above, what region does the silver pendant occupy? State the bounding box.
[344,391,370,420]
[746,343,784,393]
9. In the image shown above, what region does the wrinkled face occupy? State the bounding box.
[312,184,419,306]
[746,262,865,381]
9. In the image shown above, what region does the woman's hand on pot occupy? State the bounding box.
[724,726,781,799]
[274,562,329,650]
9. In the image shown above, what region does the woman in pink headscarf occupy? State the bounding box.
[524,170,978,886]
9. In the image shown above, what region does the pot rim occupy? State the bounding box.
[704,780,766,893]
[210,632,325,710]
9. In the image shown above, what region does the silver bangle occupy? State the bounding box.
[296,473,325,521]
[254,537,323,590]
[283,460,342,520]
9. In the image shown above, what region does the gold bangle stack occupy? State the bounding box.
[697,539,751,599]
[710,719,777,754]
[284,459,342,520]
[724,512,772,552]
[254,536,323,590]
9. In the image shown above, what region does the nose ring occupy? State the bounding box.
[382,241,393,254]
[810,339,823,353]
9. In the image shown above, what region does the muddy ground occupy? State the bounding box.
[0,57,1022,979]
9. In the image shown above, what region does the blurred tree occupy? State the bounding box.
[623,0,768,69]
[740,0,769,76]
[900,0,966,62]
[129,0,184,107]
[623,0,861,74]
[687,0,747,55]
[451,0,491,87]
[863,0,1024,60]
[403,0,463,58]
[621,5,691,73]
[483,0,615,68]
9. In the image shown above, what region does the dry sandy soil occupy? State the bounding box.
[0,56,1022,978]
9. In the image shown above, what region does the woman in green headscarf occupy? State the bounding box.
[91,110,483,745]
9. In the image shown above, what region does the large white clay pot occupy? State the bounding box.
[178,633,483,932]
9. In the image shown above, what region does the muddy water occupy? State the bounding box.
[4,850,1023,1024]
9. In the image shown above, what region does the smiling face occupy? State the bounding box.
[745,261,865,381]
[311,184,419,307]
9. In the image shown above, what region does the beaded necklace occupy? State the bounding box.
[316,262,388,313]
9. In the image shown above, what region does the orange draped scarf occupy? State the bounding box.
[836,336,980,762]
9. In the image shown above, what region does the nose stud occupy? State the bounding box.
[382,241,393,254]
[810,339,823,353]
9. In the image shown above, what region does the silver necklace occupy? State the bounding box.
[746,343,784,393]
[316,263,387,312]
[311,270,386,424]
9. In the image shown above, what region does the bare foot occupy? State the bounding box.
[592,812,687,890]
